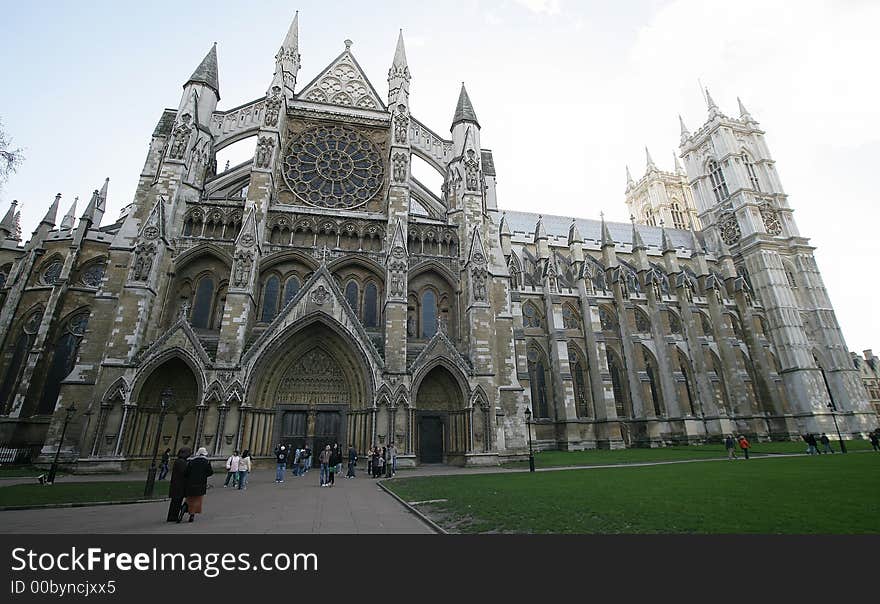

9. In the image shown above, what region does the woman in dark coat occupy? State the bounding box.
[182,447,214,522]
[166,447,192,522]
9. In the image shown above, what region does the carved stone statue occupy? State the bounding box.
[233,251,253,288]
[256,137,274,169]
[392,152,408,183]
[131,243,155,282]
[264,86,283,127]
[393,104,409,144]
[465,149,480,191]
[169,114,192,160]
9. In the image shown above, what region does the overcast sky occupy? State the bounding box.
[2,0,878,353]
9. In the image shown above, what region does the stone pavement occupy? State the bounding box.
[0,467,433,534]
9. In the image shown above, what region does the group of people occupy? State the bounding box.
[724,434,751,460]
[802,433,837,455]
[367,443,398,478]
[221,450,253,488]
[272,445,313,483]
[164,447,218,523]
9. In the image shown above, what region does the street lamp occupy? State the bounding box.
[525,407,535,473]
[144,387,172,497]
[47,402,77,484]
[827,402,847,454]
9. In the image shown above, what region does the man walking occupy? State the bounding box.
[224,450,241,487]
[292,447,301,476]
[346,443,357,478]
[303,446,312,473]
[275,445,288,483]
[806,433,819,455]
[319,445,332,486]
[724,435,737,460]
[870,430,880,452]
[737,435,751,460]
[819,433,834,454]
[386,442,397,477]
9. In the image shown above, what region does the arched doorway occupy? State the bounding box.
[128,357,200,458]
[249,320,374,457]
[414,365,466,464]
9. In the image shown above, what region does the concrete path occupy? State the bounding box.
[0,469,432,534]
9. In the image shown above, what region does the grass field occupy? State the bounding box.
[501,439,875,469]
[0,481,163,507]
[0,465,67,478]
[388,453,880,534]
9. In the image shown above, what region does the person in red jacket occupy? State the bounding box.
[738,435,751,460]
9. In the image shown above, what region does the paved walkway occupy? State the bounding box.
[0,468,432,534]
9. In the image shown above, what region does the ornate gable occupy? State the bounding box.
[297,46,385,111]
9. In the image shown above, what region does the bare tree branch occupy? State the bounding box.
[0,117,25,190]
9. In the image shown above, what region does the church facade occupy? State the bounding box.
[0,16,876,471]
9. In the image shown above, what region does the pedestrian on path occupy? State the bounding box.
[237,450,251,490]
[819,433,835,454]
[386,442,397,477]
[870,430,880,451]
[224,450,241,487]
[292,447,301,477]
[182,447,214,523]
[738,435,751,460]
[158,448,171,480]
[275,445,288,483]
[319,445,332,486]
[806,433,819,455]
[166,447,191,522]
[724,435,737,460]
[346,443,357,478]
[303,446,312,473]
[328,444,340,486]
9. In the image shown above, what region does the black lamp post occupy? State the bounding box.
[144,387,172,497]
[47,402,77,484]
[525,407,535,473]
[827,402,847,454]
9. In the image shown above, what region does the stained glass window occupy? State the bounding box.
[708,160,729,203]
[421,290,437,339]
[283,276,301,306]
[37,313,89,415]
[42,261,63,285]
[81,263,105,288]
[192,277,215,329]
[261,276,281,323]
[282,125,385,209]
[345,281,359,316]
[562,304,580,330]
[363,282,378,328]
[528,348,549,419]
[522,303,542,328]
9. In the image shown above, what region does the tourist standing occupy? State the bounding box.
[870,430,880,451]
[819,433,835,454]
[275,445,288,483]
[319,445,332,486]
[346,444,357,478]
[328,444,340,487]
[724,435,737,460]
[166,447,191,522]
[303,446,312,473]
[237,450,251,490]
[386,442,397,477]
[182,447,214,523]
[292,447,301,477]
[737,435,751,460]
[158,448,171,480]
[224,450,241,487]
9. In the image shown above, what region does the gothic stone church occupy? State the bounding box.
[0,16,876,472]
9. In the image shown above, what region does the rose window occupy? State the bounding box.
[282,125,384,209]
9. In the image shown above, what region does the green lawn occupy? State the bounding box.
[501,439,874,469]
[0,465,67,478]
[388,454,880,534]
[0,481,163,507]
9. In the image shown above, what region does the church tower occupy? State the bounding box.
[679,91,874,434]
[625,146,699,230]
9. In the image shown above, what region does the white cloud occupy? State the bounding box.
[512,0,563,16]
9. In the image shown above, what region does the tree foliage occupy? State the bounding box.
[0,117,25,192]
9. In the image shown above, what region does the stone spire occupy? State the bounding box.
[689,219,705,257]
[0,199,16,238]
[272,11,301,101]
[451,83,480,130]
[41,193,61,227]
[499,212,511,257]
[60,197,78,230]
[568,218,584,263]
[679,114,690,143]
[660,220,675,254]
[626,165,634,189]
[600,213,613,248]
[534,215,549,260]
[186,43,220,99]
[81,178,108,226]
[673,151,684,174]
[568,218,582,246]
[388,29,411,107]
[705,87,719,118]
[600,212,618,268]
[737,96,754,123]
[631,216,646,251]
[645,146,656,171]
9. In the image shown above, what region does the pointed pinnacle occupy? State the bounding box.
[737,96,753,121]
[61,197,78,230]
[600,213,614,248]
[705,87,718,111]
[0,200,17,232]
[673,151,683,173]
[626,165,634,186]
[661,221,675,253]
[187,43,220,99]
[393,29,408,68]
[679,114,690,139]
[632,221,646,251]
[645,146,655,169]
[534,214,547,241]
[42,193,61,226]
[500,212,511,236]
[568,218,582,246]
[452,83,480,129]
[690,220,705,256]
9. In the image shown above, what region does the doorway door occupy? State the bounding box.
[313,410,342,454]
[419,416,443,463]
